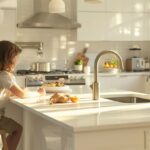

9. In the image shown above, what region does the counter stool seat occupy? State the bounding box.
[0,129,8,150]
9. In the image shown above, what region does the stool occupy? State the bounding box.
[0,130,8,150]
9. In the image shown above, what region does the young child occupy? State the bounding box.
[0,40,45,150]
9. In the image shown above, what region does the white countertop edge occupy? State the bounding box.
[74,121,150,133]
[84,72,150,77]
[10,98,74,133]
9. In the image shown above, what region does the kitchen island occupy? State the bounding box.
[7,86,150,150]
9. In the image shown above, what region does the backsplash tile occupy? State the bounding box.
[0,10,150,71]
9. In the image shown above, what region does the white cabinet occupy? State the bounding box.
[77,0,150,41]
[77,0,106,12]
[107,13,132,41]
[0,0,17,9]
[77,12,107,41]
[106,0,133,12]
[131,13,146,41]
[75,128,145,150]
[145,0,150,12]
[107,13,147,41]
[146,14,150,40]
[106,0,145,13]
[144,129,150,150]
[132,0,146,12]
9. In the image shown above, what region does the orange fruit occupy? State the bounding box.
[110,64,114,68]
[105,63,109,68]
[114,64,118,68]
[70,96,79,103]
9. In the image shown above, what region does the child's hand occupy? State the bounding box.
[37,87,46,96]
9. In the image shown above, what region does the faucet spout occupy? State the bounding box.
[92,50,124,100]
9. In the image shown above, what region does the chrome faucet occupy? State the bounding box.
[91,50,124,100]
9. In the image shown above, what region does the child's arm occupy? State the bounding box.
[9,84,45,98]
[9,84,29,98]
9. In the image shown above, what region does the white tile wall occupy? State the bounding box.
[74,41,150,72]
[0,10,150,71]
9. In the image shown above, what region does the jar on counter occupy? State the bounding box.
[84,65,91,74]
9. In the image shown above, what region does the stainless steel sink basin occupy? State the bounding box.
[107,96,150,103]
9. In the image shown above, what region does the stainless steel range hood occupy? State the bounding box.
[17,12,81,29]
[17,0,81,29]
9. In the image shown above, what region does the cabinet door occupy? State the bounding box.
[77,12,133,41]
[0,0,17,9]
[78,0,147,13]
[107,12,147,41]
[143,129,150,150]
[107,13,132,41]
[77,0,106,12]
[77,0,149,41]
[145,14,150,40]
[145,0,150,12]
[77,12,107,41]
[77,12,148,41]
[132,0,146,12]
[106,0,133,12]
[75,128,145,150]
[131,13,147,41]
[106,0,146,13]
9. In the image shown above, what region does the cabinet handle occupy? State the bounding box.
[144,131,147,150]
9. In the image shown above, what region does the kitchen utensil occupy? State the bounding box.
[84,65,91,74]
[31,62,50,72]
[126,57,145,72]
[129,45,142,58]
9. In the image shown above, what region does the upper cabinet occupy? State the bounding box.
[77,0,150,41]
[106,0,146,13]
[78,0,106,12]
[0,0,17,9]
[78,12,107,41]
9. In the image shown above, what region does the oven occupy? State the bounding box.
[25,74,45,87]
[25,74,86,87]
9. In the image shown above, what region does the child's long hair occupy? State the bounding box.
[0,41,22,71]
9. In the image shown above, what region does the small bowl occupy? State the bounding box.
[102,68,120,74]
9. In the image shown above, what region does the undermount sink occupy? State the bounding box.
[107,96,150,103]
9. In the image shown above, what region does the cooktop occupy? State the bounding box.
[16,69,83,75]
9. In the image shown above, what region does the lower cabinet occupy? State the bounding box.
[144,129,150,150]
[74,128,150,150]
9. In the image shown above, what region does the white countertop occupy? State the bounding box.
[80,71,150,77]
[16,71,150,77]
[10,86,150,133]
